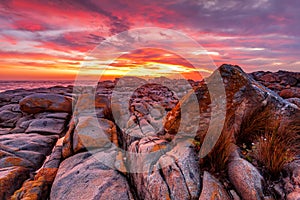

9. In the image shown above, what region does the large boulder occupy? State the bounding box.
[164,64,299,145]
[50,151,133,200]
[19,93,72,114]
[73,93,112,119]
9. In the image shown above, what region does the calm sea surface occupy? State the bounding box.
[0,81,75,93]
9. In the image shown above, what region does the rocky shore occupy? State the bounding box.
[0,64,299,200]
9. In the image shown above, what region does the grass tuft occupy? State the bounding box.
[236,107,270,146]
[202,130,235,173]
[200,114,235,174]
[252,119,300,179]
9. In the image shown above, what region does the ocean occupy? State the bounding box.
[0,80,75,93]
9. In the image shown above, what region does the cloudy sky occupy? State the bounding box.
[0,0,299,80]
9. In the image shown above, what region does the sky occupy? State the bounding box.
[0,0,299,80]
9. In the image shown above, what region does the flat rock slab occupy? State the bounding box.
[0,133,58,155]
[34,112,69,120]
[46,112,69,119]
[0,133,58,169]
[51,150,133,200]
[0,104,21,112]
[25,118,66,135]
[0,134,57,169]
[0,109,22,128]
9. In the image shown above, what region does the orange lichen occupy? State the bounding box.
[151,144,167,152]
[11,168,58,200]
[4,157,24,166]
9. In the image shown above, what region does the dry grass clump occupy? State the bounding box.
[199,114,235,174]
[253,120,300,179]
[236,107,270,146]
[201,129,235,173]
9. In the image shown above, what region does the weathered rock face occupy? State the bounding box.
[0,133,58,198]
[62,116,118,158]
[127,138,201,200]
[11,145,63,200]
[199,171,230,200]
[113,83,179,149]
[50,151,134,200]
[0,65,299,199]
[165,65,299,141]
[19,93,72,114]
[228,157,264,200]
[163,64,299,199]
[0,166,30,200]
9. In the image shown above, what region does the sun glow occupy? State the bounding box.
[76,48,211,80]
